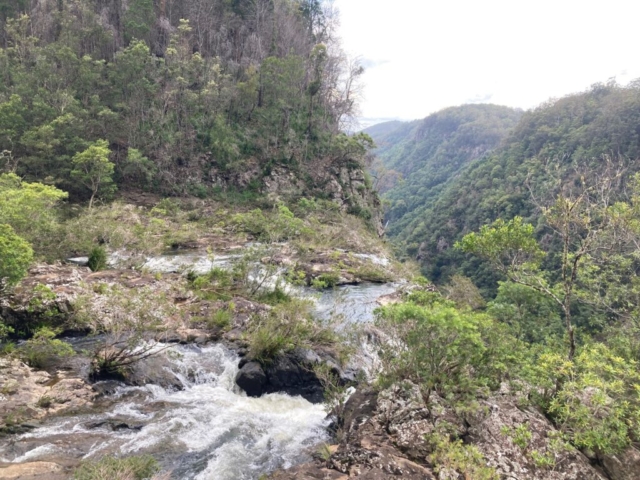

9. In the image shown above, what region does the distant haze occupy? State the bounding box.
[335,0,640,122]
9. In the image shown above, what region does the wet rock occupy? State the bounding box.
[235,361,267,397]
[235,348,354,403]
[85,419,144,431]
[262,353,325,403]
[125,353,185,390]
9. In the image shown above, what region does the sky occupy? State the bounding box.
[333,0,640,123]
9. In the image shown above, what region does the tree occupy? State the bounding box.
[0,173,68,255]
[0,223,33,291]
[71,140,115,209]
[457,163,623,359]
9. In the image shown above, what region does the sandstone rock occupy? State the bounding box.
[0,358,95,430]
[0,461,67,479]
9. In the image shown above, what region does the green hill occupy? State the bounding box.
[365,104,521,248]
[390,82,640,291]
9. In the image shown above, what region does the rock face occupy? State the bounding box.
[270,381,606,479]
[0,357,95,434]
[235,348,352,403]
[602,447,640,480]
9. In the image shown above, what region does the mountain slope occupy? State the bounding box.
[404,81,640,290]
[365,104,522,243]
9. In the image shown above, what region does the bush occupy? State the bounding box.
[18,327,74,369]
[231,204,309,242]
[375,295,522,402]
[88,246,108,272]
[246,299,337,363]
[426,432,498,480]
[74,455,159,480]
[0,224,33,290]
[538,344,640,456]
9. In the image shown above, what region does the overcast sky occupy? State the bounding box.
[334,0,640,123]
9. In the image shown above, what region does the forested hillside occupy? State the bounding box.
[365,104,521,240]
[0,0,372,206]
[379,82,640,292]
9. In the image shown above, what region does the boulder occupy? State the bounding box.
[235,361,267,397]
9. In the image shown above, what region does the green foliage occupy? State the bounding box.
[246,299,337,364]
[71,140,115,208]
[442,274,486,310]
[488,281,563,343]
[456,217,543,271]
[370,104,521,234]
[0,173,67,256]
[375,295,522,401]
[426,431,498,480]
[0,223,32,290]
[0,4,366,199]
[18,327,74,369]
[88,246,108,272]
[232,204,309,242]
[389,83,640,290]
[73,454,159,480]
[545,344,640,455]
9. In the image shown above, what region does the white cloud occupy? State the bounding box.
[334,0,640,120]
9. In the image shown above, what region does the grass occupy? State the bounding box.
[246,299,339,364]
[73,455,160,480]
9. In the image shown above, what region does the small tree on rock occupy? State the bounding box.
[71,140,116,209]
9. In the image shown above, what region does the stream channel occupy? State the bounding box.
[0,250,398,479]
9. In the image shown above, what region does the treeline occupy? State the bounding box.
[0,0,366,199]
[377,81,640,294]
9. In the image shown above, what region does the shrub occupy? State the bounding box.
[0,224,33,291]
[246,299,337,363]
[375,295,523,402]
[544,344,640,456]
[426,432,498,480]
[74,455,159,480]
[18,327,74,369]
[88,246,108,272]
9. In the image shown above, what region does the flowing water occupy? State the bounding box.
[3,249,398,478]
[0,344,329,479]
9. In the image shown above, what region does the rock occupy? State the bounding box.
[270,381,607,479]
[262,354,325,403]
[0,461,67,479]
[602,446,640,480]
[467,388,605,480]
[235,348,354,403]
[235,362,267,397]
[0,358,95,431]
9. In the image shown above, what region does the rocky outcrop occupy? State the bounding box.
[271,381,606,479]
[602,447,640,480]
[0,357,95,434]
[235,348,355,403]
[0,461,68,480]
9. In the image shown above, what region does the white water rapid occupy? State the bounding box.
[0,344,329,479]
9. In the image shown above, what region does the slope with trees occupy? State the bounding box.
[0,0,374,212]
[365,104,521,236]
[390,82,640,292]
